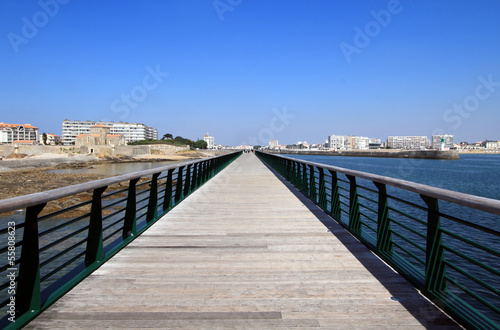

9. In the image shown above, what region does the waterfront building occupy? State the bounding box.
[75,125,126,147]
[369,138,382,149]
[327,135,349,150]
[203,132,215,149]
[269,140,279,149]
[348,136,370,150]
[432,134,454,150]
[0,122,39,144]
[387,136,430,149]
[485,140,500,149]
[46,133,61,145]
[297,141,310,149]
[62,120,158,145]
[328,135,372,150]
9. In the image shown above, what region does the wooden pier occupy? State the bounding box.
[26,153,459,329]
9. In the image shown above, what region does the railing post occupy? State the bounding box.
[161,169,174,212]
[201,161,208,184]
[374,182,393,258]
[191,163,198,191]
[308,165,317,203]
[346,175,361,235]
[85,186,107,267]
[421,195,448,296]
[290,161,297,186]
[123,178,140,239]
[285,159,291,181]
[184,164,192,197]
[318,168,327,211]
[16,203,46,315]
[174,166,184,204]
[146,173,160,223]
[302,163,308,196]
[328,170,341,220]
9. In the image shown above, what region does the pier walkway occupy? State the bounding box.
[26,153,458,329]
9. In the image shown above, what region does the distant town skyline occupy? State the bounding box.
[1,1,499,146]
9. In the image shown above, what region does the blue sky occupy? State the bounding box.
[1,0,499,146]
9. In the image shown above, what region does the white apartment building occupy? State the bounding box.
[387,136,430,149]
[348,136,370,150]
[203,133,215,149]
[327,135,371,150]
[369,138,382,149]
[62,120,158,145]
[0,123,39,144]
[327,135,348,150]
[432,134,454,150]
[269,140,279,148]
[485,140,500,149]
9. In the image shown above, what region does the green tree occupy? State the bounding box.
[193,139,208,149]
[162,133,173,140]
[42,133,47,145]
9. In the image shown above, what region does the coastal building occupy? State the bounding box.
[327,135,349,150]
[269,140,279,149]
[369,138,382,149]
[0,122,39,144]
[62,120,158,145]
[297,141,310,149]
[348,136,370,150]
[46,133,61,145]
[432,134,454,150]
[75,125,126,147]
[203,132,215,149]
[387,136,430,149]
[327,135,372,150]
[485,140,500,149]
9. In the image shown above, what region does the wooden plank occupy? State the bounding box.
[26,153,460,329]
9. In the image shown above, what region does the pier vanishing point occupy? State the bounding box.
[1,151,499,329]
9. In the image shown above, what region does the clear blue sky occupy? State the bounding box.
[1,0,499,146]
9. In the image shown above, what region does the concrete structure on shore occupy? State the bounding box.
[0,122,39,144]
[75,125,126,148]
[62,120,158,145]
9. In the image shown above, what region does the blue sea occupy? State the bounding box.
[285,153,500,201]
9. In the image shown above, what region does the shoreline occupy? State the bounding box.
[0,151,211,172]
[0,152,212,201]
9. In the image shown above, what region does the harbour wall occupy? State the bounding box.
[265,149,460,160]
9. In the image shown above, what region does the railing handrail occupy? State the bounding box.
[268,152,500,215]
[0,153,238,214]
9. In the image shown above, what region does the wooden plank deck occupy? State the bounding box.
[26,153,460,329]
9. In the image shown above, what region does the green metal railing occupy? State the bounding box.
[257,151,500,330]
[0,151,241,329]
